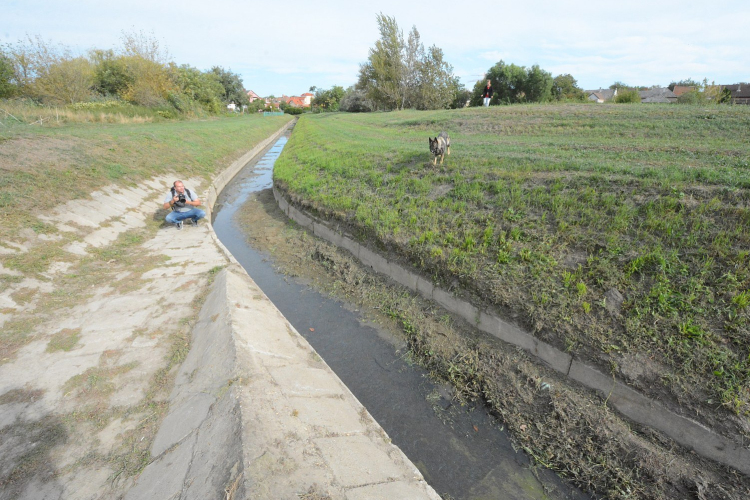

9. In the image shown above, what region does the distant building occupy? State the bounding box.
[286,96,307,108]
[246,90,261,102]
[585,88,617,103]
[227,102,237,111]
[301,93,314,106]
[721,83,750,105]
[672,85,695,97]
[639,87,677,103]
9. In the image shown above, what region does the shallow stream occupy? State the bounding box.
[211,132,589,500]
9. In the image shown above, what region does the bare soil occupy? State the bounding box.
[236,188,750,500]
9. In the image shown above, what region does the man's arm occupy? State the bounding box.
[163,193,179,210]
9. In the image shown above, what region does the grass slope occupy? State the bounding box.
[1,111,292,241]
[273,104,750,434]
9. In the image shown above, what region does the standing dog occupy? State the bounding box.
[429,132,451,165]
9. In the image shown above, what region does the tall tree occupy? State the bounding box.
[210,66,249,106]
[472,60,554,105]
[415,45,456,110]
[312,85,345,111]
[358,13,405,110]
[0,51,16,98]
[524,64,553,102]
[552,74,585,101]
[357,13,459,111]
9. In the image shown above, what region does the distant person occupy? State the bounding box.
[482,80,493,107]
[163,180,205,230]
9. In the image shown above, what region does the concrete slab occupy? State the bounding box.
[267,364,348,397]
[288,396,368,434]
[314,434,407,488]
[151,392,215,456]
[347,480,441,500]
[124,432,197,500]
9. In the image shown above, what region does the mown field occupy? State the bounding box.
[273,104,750,436]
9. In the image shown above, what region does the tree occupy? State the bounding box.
[471,60,526,106]
[414,45,457,110]
[358,13,405,110]
[171,64,224,113]
[668,78,700,91]
[524,64,553,102]
[118,55,174,106]
[357,13,460,111]
[0,51,16,98]
[120,29,170,64]
[614,89,640,103]
[450,87,472,109]
[210,66,249,106]
[34,57,94,104]
[552,74,585,101]
[312,85,345,111]
[340,86,373,112]
[90,49,133,97]
[2,35,95,104]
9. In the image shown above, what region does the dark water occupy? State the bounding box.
[212,134,589,500]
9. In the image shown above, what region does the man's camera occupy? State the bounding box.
[174,193,187,207]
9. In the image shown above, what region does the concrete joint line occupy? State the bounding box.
[271,187,750,477]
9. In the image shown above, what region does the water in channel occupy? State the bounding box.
[211,132,590,500]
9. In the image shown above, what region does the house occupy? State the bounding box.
[639,87,677,103]
[286,96,307,108]
[226,102,237,111]
[586,88,617,103]
[246,90,261,102]
[301,92,314,106]
[721,83,750,105]
[672,85,695,97]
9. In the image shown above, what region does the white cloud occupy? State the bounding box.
[3,0,749,96]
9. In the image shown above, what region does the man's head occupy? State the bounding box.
[486,80,491,87]
[173,181,185,194]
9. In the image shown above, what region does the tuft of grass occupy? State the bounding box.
[46,328,81,353]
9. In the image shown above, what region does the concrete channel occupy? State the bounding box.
[210,129,590,499]
[125,121,440,499]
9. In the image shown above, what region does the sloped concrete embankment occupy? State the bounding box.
[272,185,750,478]
[127,122,440,499]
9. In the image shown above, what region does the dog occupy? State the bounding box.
[429,132,451,165]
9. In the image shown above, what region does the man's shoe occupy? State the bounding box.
[191,218,198,226]
[176,220,183,230]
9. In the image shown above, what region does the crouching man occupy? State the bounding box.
[163,180,205,230]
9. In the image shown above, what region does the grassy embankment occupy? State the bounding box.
[273,105,750,432]
[0,107,291,487]
[1,104,292,356]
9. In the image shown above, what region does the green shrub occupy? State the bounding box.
[614,89,640,103]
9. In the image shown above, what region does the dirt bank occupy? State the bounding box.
[236,188,750,500]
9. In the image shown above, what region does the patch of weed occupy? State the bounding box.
[46,328,81,353]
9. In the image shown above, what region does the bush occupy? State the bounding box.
[677,90,704,105]
[340,88,373,112]
[0,53,17,98]
[282,106,305,115]
[614,89,640,103]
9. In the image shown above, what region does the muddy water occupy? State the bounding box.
[212,134,589,500]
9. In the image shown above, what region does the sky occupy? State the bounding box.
[3,0,749,98]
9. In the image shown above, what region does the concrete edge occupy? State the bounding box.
[125,269,245,500]
[271,186,750,478]
[130,120,439,498]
